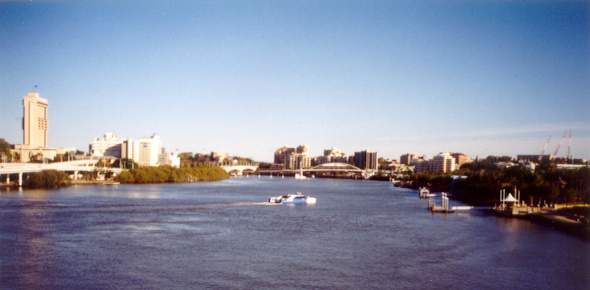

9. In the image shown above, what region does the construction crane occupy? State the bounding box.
[566,129,572,162]
[539,136,551,162]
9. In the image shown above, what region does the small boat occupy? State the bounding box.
[268,192,317,205]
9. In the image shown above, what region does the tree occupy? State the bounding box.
[117,171,135,183]
[0,138,12,162]
[23,170,69,189]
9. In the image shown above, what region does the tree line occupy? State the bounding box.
[116,165,229,184]
[410,160,590,206]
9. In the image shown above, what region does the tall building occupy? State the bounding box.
[22,91,48,148]
[89,133,123,158]
[319,147,347,164]
[274,146,296,164]
[121,134,161,166]
[14,90,59,162]
[121,139,138,162]
[274,145,310,169]
[354,150,378,170]
[285,153,311,169]
[431,152,456,173]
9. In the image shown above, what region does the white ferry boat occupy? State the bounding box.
[268,192,317,205]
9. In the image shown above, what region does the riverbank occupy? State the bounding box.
[398,182,590,239]
[489,208,590,240]
[70,180,120,185]
[526,207,590,240]
[1,166,229,190]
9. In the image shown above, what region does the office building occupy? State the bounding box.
[413,160,431,173]
[285,153,311,169]
[14,90,58,162]
[431,152,456,173]
[354,150,378,170]
[121,134,161,167]
[89,133,123,158]
[319,147,348,164]
[274,145,311,169]
[22,91,48,148]
[274,146,296,164]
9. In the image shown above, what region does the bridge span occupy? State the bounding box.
[0,160,122,187]
[257,162,373,178]
[220,164,259,176]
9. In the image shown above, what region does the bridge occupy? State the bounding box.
[0,160,122,187]
[220,164,259,176]
[258,162,371,178]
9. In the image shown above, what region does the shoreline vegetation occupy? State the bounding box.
[22,170,70,189]
[3,166,230,190]
[397,160,590,239]
[116,165,229,184]
[403,162,590,207]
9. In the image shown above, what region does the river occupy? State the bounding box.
[0,177,588,289]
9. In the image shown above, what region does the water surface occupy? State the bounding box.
[1,178,588,289]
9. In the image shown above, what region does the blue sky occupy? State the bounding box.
[1,0,589,161]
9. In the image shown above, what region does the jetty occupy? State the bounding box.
[427,192,473,213]
[493,188,542,216]
[429,193,454,213]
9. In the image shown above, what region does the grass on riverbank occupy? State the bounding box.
[116,165,229,184]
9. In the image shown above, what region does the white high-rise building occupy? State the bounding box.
[14,90,59,162]
[22,91,48,148]
[121,134,161,167]
[89,133,123,158]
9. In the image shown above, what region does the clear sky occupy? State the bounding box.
[1,0,589,161]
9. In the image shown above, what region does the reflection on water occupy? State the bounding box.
[15,197,53,288]
[0,178,588,290]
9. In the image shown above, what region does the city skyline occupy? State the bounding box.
[1,1,589,161]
